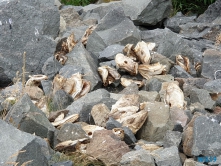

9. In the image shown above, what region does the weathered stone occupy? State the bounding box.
[42,57,63,80]
[184,86,215,109]
[119,82,139,95]
[147,78,162,92]
[153,74,174,82]
[138,91,160,103]
[196,0,221,23]
[66,89,116,123]
[66,43,101,90]
[91,103,110,127]
[203,79,221,93]
[122,0,172,26]
[99,60,116,68]
[0,82,22,98]
[51,161,73,166]
[170,107,189,128]
[50,90,74,112]
[0,0,59,82]
[59,64,83,78]
[201,49,221,79]
[153,146,182,166]
[41,80,53,95]
[183,158,206,166]
[106,117,122,130]
[99,44,124,61]
[86,130,130,166]
[192,115,221,156]
[122,126,137,148]
[164,12,197,33]
[137,101,173,142]
[0,120,51,166]
[57,123,88,143]
[120,149,155,166]
[4,94,55,142]
[86,7,140,57]
[163,130,182,148]
[170,65,193,78]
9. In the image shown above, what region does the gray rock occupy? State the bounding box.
[184,86,215,109]
[201,49,221,79]
[196,0,221,23]
[203,79,221,93]
[192,115,221,156]
[51,161,73,166]
[0,67,12,87]
[42,57,63,80]
[137,101,173,142]
[153,146,182,166]
[0,0,59,81]
[50,90,74,111]
[0,119,51,165]
[41,80,53,95]
[57,123,88,142]
[81,2,123,22]
[122,0,172,26]
[119,82,139,95]
[164,12,197,33]
[170,65,193,78]
[99,44,124,61]
[99,60,116,68]
[66,43,101,90]
[4,94,55,142]
[66,89,116,123]
[0,82,22,98]
[120,149,155,166]
[147,78,162,92]
[59,64,83,78]
[86,7,140,57]
[106,117,122,130]
[163,130,182,148]
[138,91,160,102]
[122,126,137,148]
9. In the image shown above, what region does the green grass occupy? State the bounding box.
[172,0,217,15]
[60,0,97,6]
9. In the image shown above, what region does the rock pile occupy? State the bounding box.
[1,0,221,165]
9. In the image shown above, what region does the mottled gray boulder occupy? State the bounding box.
[163,130,182,148]
[122,126,137,148]
[59,64,83,78]
[51,161,73,166]
[41,80,53,95]
[147,78,162,92]
[42,57,63,80]
[50,90,74,111]
[99,44,124,61]
[120,149,155,166]
[170,65,193,78]
[0,0,59,82]
[4,94,55,142]
[66,43,101,90]
[56,123,88,142]
[192,115,221,156]
[0,82,22,98]
[66,89,116,123]
[164,12,197,33]
[184,86,215,109]
[119,82,139,95]
[153,146,182,166]
[86,7,140,57]
[201,49,221,79]
[81,1,123,22]
[122,0,172,26]
[106,117,122,130]
[138,91,160,102]
[196,0,221,23]
[0,120,51,165]
[137,101,173,142]
[203,79,221,93]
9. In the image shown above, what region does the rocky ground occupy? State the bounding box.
[1,0,221,165]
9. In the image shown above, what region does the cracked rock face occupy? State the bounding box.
[0,0,59,83]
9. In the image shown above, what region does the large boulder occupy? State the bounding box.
[4,94,55,143]
[0,119,52,165]
[0,0,59,85]
[122,0,172,26]
[86,7,140,57]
